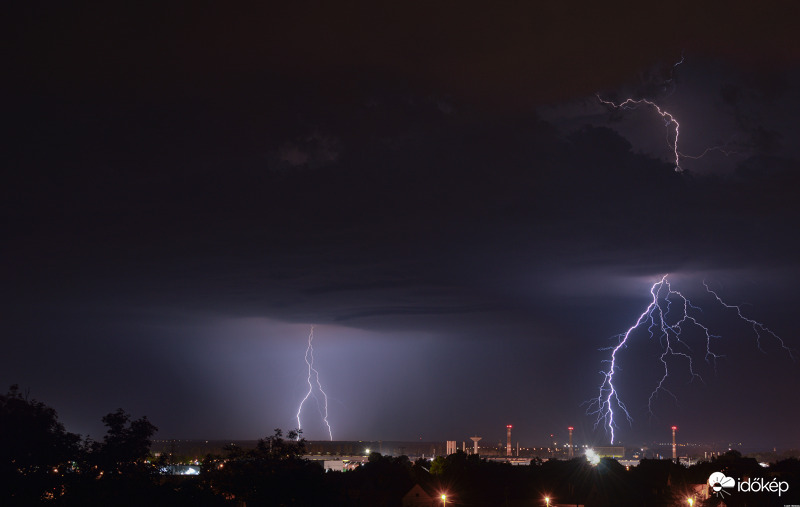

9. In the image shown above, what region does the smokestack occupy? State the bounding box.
[470,436,482,455]
[506,425,512,457]
[672,426,677,462]
[568,427,574,458]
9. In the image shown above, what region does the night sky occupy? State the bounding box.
[4,2,800,449]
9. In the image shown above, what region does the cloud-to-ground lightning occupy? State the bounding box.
[295,325,333,440]
[588,275,793,444]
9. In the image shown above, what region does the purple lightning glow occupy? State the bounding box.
[597,95,683,172]
[588,275,793,444]
[597,55,738,172]
[295,325,333,441]
[704,282,794,358]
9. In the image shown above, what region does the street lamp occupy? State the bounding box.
[545,496,550,506]
[687,498,693,506]
[441,493,446,506]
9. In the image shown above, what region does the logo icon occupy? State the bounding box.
[708,472,736,497]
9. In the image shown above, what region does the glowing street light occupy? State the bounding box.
[544,496,550,506]
[687,498,693,506]
[441,493,447,506]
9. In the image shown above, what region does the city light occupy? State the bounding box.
[585,448,601,466]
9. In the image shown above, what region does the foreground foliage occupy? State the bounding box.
[3,386,800,506]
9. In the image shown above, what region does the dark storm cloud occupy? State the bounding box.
[6,64,799,325]
[3,1,800,445]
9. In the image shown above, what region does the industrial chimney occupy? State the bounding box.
[506,425,512,457]
[568,426,574,458]
[671,426,677,462]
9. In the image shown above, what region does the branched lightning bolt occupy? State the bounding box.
[295,325,333,441]
[704,282,795,360]
[597,55,739,172]
[588,275,792,444]
[662,51,684,92]
[597,95,684,172]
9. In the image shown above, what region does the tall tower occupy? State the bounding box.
[568,426,574,458]
[506,425,512,457]
[671,426,677,462]
[470,436,482,455]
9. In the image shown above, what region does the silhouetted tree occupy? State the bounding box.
[430,455,447,475]
[203,428,327,506]
[252,427,306,460]
[90,408,158,475]
[0,385,81,505]
[343,452,415,506]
